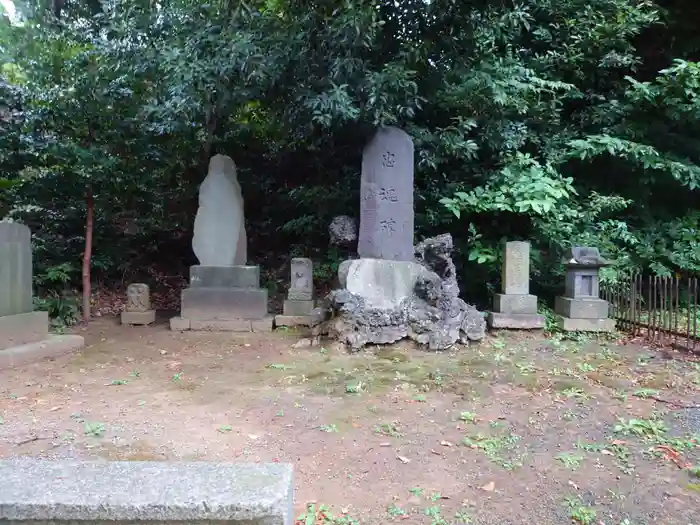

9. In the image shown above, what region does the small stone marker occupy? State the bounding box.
[0,459,294,525]
[121,283,156,325]
[0,222,84,369]
[487,241,545,329]
[357,127,414,261]
[555,247,614,332]
[171,155,272,333]
[275,258,322,328]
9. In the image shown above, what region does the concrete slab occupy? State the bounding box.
[169,316,191,331]
[487,312,545,330]
[556,316,616,332]
[0,458,293,525]
[0,334,85,369]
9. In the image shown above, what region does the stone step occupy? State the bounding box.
[181,287,268,320]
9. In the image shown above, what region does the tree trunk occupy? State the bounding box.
[82,185,94,322]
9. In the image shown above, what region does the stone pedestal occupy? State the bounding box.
[171,265,272,332]
[487,241,545,329]
[275,258,321,328]
[554,247,614,332]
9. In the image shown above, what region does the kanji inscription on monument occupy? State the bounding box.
[358,127,414,261]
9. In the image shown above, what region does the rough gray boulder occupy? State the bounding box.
[327,233,486,351]
[328,215,358,247]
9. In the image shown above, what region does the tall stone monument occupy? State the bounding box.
[275,258,322,327]
[170,155,272,332]
[555,247,615,332]
[0,222,84,369]
[121,283,156,325]
[487,241,545,329]
[358,127,414,261]
[326,127,486,350]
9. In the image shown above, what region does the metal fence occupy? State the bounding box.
[601,275,699,351]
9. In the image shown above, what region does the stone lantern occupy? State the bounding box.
[554,247,615,332]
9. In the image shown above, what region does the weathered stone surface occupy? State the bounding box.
[288,258,313,301]
[192,155,247,267]
[556,246,612,330]
[190,265,260,289]
[283,299,315,316]
[502,241,530,295]
[493,294,538,315]
[488,241,545,329]
[556,316,615,332]
[181,287,268,320]
[555,297,609,319]
[0,311,48,349]
[329,215,357,246]
[169,316,191,331]
[275,311,324,328]
[0,335,85,370]
[251,316,274,332]
[191,318,252,331]
[125,283,150,312]
[487,312,545,330]
[328,234,486,351]
[121,310,156,325]
[0,459,293,525]
[0,221,33,317]
[564,268,600,299]
[344,259,431,310]
[357,127,414,261]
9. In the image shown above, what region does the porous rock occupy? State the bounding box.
[327,233,486,351]
[328,215,357,247]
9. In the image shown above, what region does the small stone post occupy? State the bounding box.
[487,241,545,329]
[554,247,615,332]
[121,283,156,325]
[275,258,321,327]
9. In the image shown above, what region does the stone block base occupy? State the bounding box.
[190,265,260,289]
[0,311,49,349]
[493,294,538,315]
[181,287,268,320]
[555,296,609,319]
[0,334,85,369]
[283,299,315,316]
[121,310,156,325]
[487,312,545,330]
[169,316,190,331]
[0,459,294,525]
[170,316,274,333]
[556,316,616,332]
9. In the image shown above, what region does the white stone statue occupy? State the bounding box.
[192,154,247,266]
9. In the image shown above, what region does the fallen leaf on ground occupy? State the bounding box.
[481,481,495,492]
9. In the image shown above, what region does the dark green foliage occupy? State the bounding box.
[0,0,698,312]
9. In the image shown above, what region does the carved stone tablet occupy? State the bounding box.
[502,241,530,295]
[126,283,150,312]
[358,127,414,261]
[288,258,313,301]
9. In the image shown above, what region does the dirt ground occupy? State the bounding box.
[1,318,700,525]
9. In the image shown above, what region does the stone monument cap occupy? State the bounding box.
[563,247,610,268]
